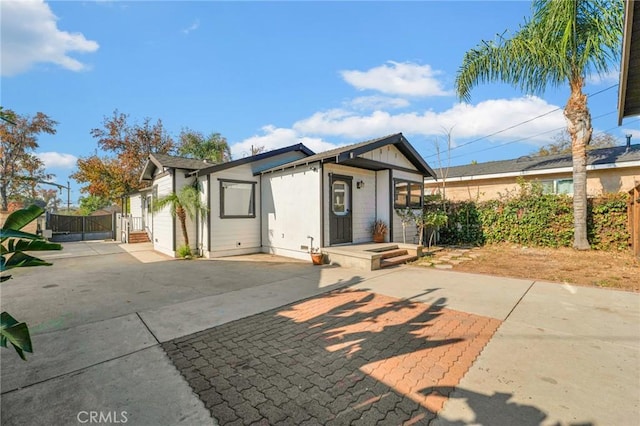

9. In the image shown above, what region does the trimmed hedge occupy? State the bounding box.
[434,182,630,251]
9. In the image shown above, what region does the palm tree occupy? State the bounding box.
[456,0,623,250]
[152,183,208,254]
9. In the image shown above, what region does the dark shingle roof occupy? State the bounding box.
[150,153,213,171]
[141,152,222,181]
[429,144,640,180]
[196,143,314,176]
[259,133,436,177]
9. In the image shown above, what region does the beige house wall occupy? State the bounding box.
[425,167,640,202]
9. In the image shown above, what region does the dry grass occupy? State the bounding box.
[430,244,640,293]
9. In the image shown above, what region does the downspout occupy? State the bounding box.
[389,170,394,242]
[195,176,200,257]
[320,164,325,248]
[259,173,263,251]
[172,170,176,253]
[207,174,211,253]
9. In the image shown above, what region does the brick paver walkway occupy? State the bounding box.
[163,289,501,425]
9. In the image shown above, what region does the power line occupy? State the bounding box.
[441,110,629,163]
[424,83,620,159]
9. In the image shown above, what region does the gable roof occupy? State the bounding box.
[195,143,315,176]
[259,133,436,177]
[141,152,212,181]
[619,0,640,124]
[427,144,640,181]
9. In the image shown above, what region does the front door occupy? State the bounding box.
[330,175,352,245]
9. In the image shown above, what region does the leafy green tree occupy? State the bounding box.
[0,110,56,211]
[535,130,618,156]
[78,195,111,216]
[455,0,623,250]
[1,205,62,360]
[152,182,208,256]
[178,129,232,163]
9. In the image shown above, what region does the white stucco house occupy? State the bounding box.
[128,133,436,261]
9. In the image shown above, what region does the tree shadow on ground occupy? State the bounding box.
[164,287,500,425]
[421,386,593,426]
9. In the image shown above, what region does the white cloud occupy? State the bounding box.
[340,61,451,97]
[293,96,565,145]
[182,19,200,35]
[37,152,78,168]
[231,125,339,158]
[586,69,619,86]
[346,96,410,111]
[1,0,99,76]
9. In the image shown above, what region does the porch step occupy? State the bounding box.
[379,248,408,260]
[129,231,150,243]
[381,253,418,268]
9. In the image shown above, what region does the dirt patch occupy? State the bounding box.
[414,244,640,293]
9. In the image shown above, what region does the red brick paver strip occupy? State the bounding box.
[163,289,501,425]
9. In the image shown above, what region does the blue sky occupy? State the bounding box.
[2,0,638,205]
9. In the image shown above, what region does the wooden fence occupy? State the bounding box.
[47,213,115,242]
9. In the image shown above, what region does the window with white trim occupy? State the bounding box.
[540,179,573,195]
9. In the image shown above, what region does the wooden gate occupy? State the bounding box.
[47,213,114,242]
[629,184,640,258]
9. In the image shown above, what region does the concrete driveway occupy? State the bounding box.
[1,241,638,425]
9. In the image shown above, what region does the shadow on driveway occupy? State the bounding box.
[163,289,502,425]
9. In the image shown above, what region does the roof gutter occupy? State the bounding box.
[424,160,640,183]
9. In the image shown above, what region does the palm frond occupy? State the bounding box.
[456,0,623,102]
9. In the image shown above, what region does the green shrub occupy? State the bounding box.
[437,201,484,246]
[437,181,630,251]
[176,245,192,258]
[588,192,629,250]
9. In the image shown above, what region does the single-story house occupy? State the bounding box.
[129,133,437,260]
[254,133,436,260]
[425,143,640,202]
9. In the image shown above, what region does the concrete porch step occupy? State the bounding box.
[379,249,408,260]
[381,254,418,268]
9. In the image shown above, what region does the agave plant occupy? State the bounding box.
[1,205,62,360]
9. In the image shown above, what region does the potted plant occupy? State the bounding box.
[310,247,324,265]
[370,219,388,243]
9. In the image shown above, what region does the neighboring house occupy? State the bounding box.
[425,144,640,202]
[256,133,436,260]
[129,133,437,260]
[618,0,639,124]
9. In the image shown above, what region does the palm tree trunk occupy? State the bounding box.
[177,205,189,247]
[565,77,592,250]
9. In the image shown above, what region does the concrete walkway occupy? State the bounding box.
[1,245,638,425]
